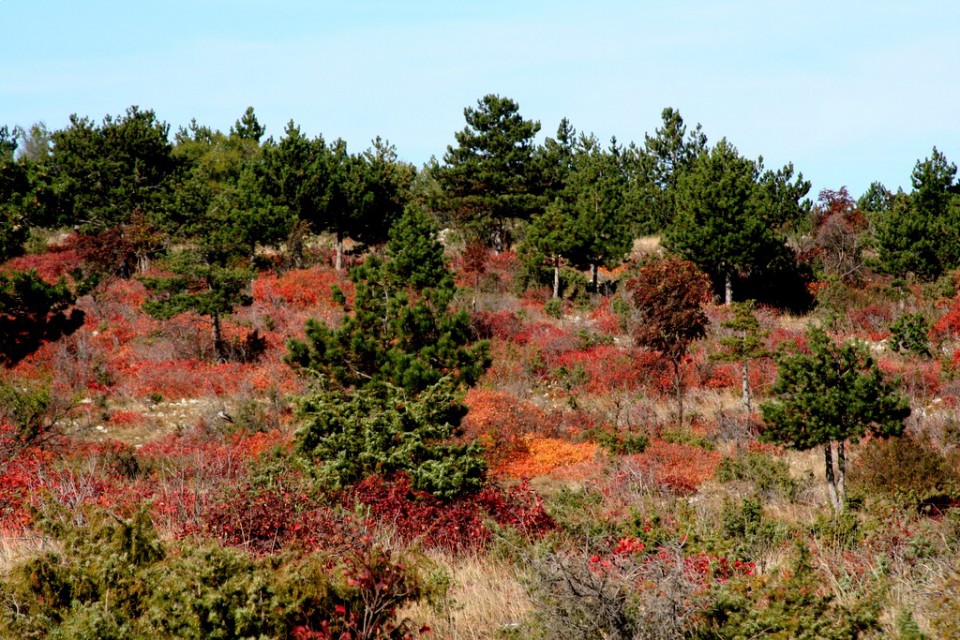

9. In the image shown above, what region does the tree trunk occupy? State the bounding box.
[335,230,344,271]
[824,442,840,511]
[673,359,684,429]
[836,440,847,508]
[724,272,734,305]
[591,264,599,292]
[212,313,225,363]
[741,361,751,412]
[553,256,560,299]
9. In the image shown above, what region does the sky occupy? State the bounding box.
[2,0,958,199]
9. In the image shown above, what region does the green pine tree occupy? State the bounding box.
[287,205,489,394]
[760,326,910,510]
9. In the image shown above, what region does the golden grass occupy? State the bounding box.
[0,531,48,574]
[400,551,532,640]
[632,235,663,258]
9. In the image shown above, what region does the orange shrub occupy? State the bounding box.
[498,435,599,478]
[463,388,547,465]
[624,439,722,496]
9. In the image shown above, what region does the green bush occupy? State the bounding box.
[719,497,792,558]
[296,378,486,499]
[715,450,801,501]
[694,544,881,639]
[888,313,932,358]
[0,505,427,640]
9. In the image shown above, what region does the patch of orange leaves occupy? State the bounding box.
[498,435,599,479]
[626,439,722,495]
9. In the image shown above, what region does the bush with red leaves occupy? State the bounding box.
[349,474,554,552]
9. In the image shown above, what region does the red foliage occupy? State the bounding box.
[626,259,711,365]
[589,297,622,335]
[933,298,960,341]
[1,246,79,285]
[253,265,351,311]
[199,478,362,555]
[848,304,893,339]
[610,440,721,497]
[350,474,554,552]
[471,310,525,342]
[553,345,662,394]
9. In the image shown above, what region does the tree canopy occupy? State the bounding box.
[665,138,810,304]
[436,94,544,250]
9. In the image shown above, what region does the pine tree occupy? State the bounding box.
[711,301,768,412]
[760,326,910,510]
[287,205,489,394]
[665,138,809,304]
[436,94,544,250]
[874,147,958,281]
[289,206,490,497]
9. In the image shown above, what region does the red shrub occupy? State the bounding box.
[253,265,351,311]
[471,310,525,342]
[200,479,361,555]
[350,474,553,552]
[1,247,79,284]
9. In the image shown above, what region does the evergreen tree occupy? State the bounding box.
[711,301,768,412]
[436,94,544,250]
[665,138,809,304]
[141,252,254,363]
[296,378,485,498]
[521,199,578,299]
[289,206,490,497]
[857,180,893,215]
[143,119,284,362]
[0,270,84,366]
[49,107,177,231]
[287,205,489,394]
[874,147,958,281]
[535,117,578,200]
[230,106,266,143]
[520,135,632,295]
[760,326,910,510]
[0,126,29,259]
[631,107,708,233]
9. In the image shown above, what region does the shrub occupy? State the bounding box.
[349,473,554,553]
[849,432,960,512]
[296,379,486,499]
[695,544,880,639]
[715,450,802,501]
[888,312,932,358]
[0,504,428,640]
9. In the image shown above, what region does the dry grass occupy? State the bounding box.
[774,310,814,334]
[632,235,663,259]
[0,531,48,573]
[400,551,532,640]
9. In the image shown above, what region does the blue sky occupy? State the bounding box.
[2,0,958,199]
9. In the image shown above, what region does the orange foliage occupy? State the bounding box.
[463,388,547,465]
[253,265,352,311]
[498,435,599,478]
[625,439,722,495]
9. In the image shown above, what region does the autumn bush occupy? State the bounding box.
[349,473,554,553]
[462,387,545,466]
[850,432,960,512]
